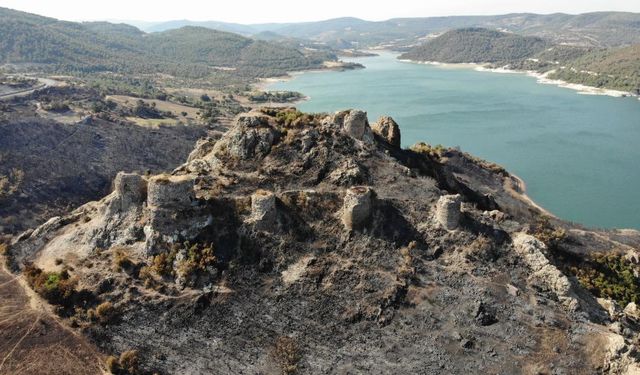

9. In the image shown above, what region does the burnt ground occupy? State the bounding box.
[0,89,207,236]
[3,109,639,374]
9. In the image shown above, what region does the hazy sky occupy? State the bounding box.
[1,0,638,23]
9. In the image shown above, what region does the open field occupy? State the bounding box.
[106,95,200,126]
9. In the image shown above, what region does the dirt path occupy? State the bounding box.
[0,78,62,100]
[0,263,104,375]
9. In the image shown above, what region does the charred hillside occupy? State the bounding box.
[5,108,640,374]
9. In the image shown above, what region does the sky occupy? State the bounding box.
[0,0,639,24]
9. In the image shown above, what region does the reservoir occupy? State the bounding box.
[267,52,640,229]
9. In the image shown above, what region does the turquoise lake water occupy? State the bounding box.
[267,52,640,229]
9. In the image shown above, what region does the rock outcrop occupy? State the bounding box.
[211,114,276,161]
[512,233,579,312]
[372,116,401,147]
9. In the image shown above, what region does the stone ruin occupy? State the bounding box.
[249,190,277,231]
[341,186,374,230]
[147,174,197,209]
[112,172,147,212]
[372,116,401,147]
[435,194,462,230]
[144,174,200,255]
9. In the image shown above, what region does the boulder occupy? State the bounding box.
[623,302,640,320]
[598,298,620,319]
[147,175,196,209]
[343,110,374,143]
[625,250,640,265]
[372,116,401,147]
[435,194,462,230]
[341,186,373,230]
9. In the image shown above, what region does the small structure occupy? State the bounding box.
[372,116,401,147]
[250,190,277,231]
[341,186,373,230]
[147,174,196,209]
[435,194,462,230]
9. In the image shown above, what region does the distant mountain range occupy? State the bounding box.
[127,12,640,48]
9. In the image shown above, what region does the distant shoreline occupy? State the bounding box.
[398,58,638,99]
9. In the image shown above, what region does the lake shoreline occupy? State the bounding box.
[398,59,637,99]
[255,52,640,229]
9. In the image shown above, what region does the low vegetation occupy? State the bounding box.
[42,101,71,112]
[23,264,78,306]
[0,167,24,200]
[151,241,217,283]
[87,301,117,324]
[106,349,140,375]
[567,253,640,307]
[272,336,302,375]
[529,217,567,253]
[410,142,447,158]
[248,91,304,103]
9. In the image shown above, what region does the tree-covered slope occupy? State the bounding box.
[546,45,640,92]
[399,28,549,63]
[0,7,332,79]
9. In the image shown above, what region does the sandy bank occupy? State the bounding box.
[401,59,636,99]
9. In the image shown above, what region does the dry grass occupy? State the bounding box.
[107,95,200,118]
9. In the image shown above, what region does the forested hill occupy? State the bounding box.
[399,28,548,63]
[399,26,640,92]
[0,7,333,79]
[545,45,640,92]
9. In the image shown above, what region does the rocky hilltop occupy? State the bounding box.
[5,108,640,374]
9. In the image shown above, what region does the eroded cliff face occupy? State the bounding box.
[6,108,640,374]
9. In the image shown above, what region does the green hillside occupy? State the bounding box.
[0,7,332,80]
[399,28,548,63]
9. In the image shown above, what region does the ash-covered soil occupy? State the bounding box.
[0,87,207,236]
[4,107,640,374]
